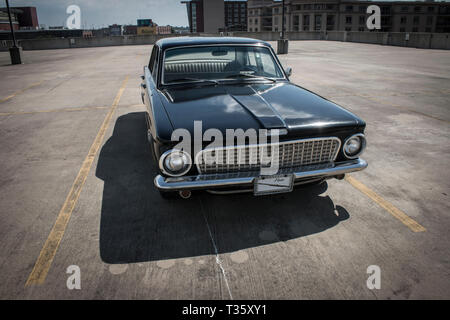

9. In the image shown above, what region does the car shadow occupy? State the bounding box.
[96,112,350,264]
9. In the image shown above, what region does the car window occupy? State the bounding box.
[151,48,159,80]
[148,46,157,72]
[258,49,277,76]
[162,45,284,84]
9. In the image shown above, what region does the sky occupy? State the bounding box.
[4,0,449,29]
[5,0,190,28]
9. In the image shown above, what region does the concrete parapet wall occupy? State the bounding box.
[237,31,449,50]
[0,31,448,51]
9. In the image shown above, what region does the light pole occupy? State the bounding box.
[277,0,289,54]
[6,0,22,64]
[281,0,285,40]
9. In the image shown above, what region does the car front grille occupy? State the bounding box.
[196,137,341,174]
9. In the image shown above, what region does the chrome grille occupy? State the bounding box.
[196,137,341,174]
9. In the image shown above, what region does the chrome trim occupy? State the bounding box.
[206,188,254,195]
[159,149,192,177]
[343,133,366,159]
[154,158,368,191]
[205,177,325,195]
[195,136,341,174]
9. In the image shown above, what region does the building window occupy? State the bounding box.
[438,6,450,14]
[381,6,390,15]
[345,27,351,31]
[359,16,365,25]
[412,27,418,32]
[346,16,352,24]
[314,15,322,31]
[255,18,258,24]
[346,5,353,12]
[293,15,299,31]
[295,5,301,11]
[303,4,311,10]
[249,27,252,32]
[327,15,335,26]
[255,27,258,32]
[399,27,405,32]
[274,16,278,25]
[381,16,392,26]
[427,6,434,13]
[274,8,279,14]
[425,27,431,32]
[326,4,335,10]
[414,6,421,13]
[400,16,407,24]
[426,16,433,25]
[303,14,310,27]
[358,27,364,31]
[413,16,420,25]
[359,6,366,13]
[314,4,324,10]
[249,18,252,24]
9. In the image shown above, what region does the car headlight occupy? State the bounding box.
[343,134,366,159]
[159,149,192,177]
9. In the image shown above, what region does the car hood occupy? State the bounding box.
[158,82,364,136]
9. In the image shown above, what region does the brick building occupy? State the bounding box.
[182,0,248,33]
[247,0,450,33]
[0,6,38,31]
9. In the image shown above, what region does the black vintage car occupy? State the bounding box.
[141,37,367,198]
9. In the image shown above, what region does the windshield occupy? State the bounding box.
[162,45,284,84]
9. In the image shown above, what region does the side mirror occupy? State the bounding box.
[284,67,292,77]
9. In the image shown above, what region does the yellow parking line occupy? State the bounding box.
[0,104,143,117]
[25,76,129,286]
[345,175,426,232]
[299,79,449,124]
[356,94,450,124]
[0,106,110,116]
[0,81,44,103]
[118,104,145,108]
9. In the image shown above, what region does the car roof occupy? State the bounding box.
[155,37,272,50]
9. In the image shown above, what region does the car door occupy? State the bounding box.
[142,45,160,137]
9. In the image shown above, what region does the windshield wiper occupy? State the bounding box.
[165,78,219,85]
[225,73,277,82]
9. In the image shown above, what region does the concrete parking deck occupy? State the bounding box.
[0,41,449,299]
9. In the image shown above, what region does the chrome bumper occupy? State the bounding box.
[154,158,367,191]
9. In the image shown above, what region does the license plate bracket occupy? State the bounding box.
[254,174,294,196]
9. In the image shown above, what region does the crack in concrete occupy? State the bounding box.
[198,198,233,300]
